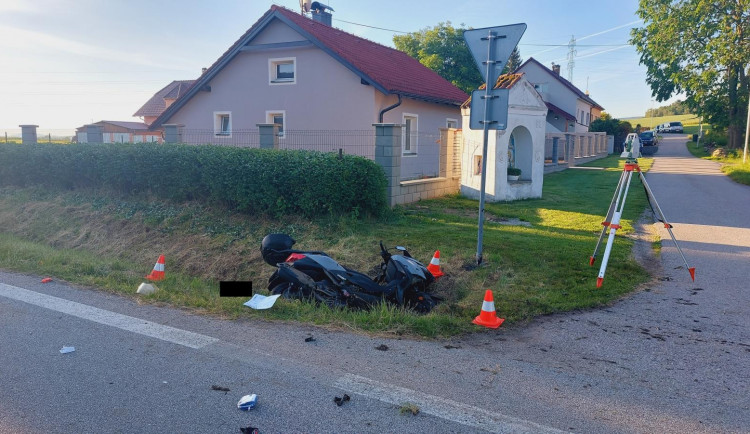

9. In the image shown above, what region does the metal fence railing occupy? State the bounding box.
[279,130,375,159]
[179,129,261,147]
[400,131,442,181]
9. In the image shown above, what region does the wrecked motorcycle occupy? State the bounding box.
[260,234,441,313]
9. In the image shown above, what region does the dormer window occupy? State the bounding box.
[269,57,296,85]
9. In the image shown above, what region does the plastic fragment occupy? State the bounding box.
[237,394,258,411]
[59,346,75,354]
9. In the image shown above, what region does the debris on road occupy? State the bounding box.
[375,344,388,351]
[240,427,260,434]
[333,394,350,406]
[444,344,461,349]
[243,294,281,310]
[41,277,52,283]
[304,336,316,342]
[399,402,420,415]
[237,394,258,411]
[211,385,230,392]
[59,346,75,354]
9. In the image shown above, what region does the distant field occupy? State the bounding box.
[620,114,701,130]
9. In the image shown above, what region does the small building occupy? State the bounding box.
[75,121,162,144]
[460,73,548,201]
[134,80,196,126]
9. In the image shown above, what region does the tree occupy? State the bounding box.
[590,112,632,152]
[394,22,523,94]
[631,0,750,148]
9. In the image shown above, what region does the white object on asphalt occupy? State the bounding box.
[237,394,258,410]
[59,346,75,354]
[243,294,281,310]
[136,283,158,295]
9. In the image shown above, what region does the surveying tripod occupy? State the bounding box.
[589,158,695,288]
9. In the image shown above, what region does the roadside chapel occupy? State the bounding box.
[460,73,547,201]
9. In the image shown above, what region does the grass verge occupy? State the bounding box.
[0,156,653,337]
[686,141,750,186]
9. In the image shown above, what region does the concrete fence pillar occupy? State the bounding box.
[18,125,38,145]
[374,123,402,207]
[85,124,103,144]
[257,124,280,149]
[163,124,183,144]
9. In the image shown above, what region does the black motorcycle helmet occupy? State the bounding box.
[261,233,296,266]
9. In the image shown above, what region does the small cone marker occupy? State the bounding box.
[145,255,165,281]
[472,290,504,329]
[426,250,444,279]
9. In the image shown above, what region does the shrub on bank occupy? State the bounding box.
[0,143,388,218]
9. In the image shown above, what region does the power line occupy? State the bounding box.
[333,18,409,34]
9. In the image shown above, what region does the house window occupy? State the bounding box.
[266,110,286,137]
[446,118,458,129]
[586,112,590,125]
[402,113,418,155]
[269,57,296,85]
[214,111,231,137]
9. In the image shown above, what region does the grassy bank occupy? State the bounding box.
[0,156,653,337]
[686,140,750,186]
[621,114,700,131]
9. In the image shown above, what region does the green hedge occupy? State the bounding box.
[0,143,388,218]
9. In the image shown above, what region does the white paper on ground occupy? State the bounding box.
[60,346,75,354]
[243,294,281,310]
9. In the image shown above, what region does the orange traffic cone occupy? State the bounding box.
[427,250,444,279]
[145,255,165,281]
[472,290,504,328]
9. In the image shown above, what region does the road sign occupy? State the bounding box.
[469,89,509,130]
[464,24,527,85]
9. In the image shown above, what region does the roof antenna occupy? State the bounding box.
[586,76,590,95]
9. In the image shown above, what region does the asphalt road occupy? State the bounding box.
[1,134,748,433]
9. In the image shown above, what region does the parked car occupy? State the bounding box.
[667,121,684,133]
[639,130,657,146]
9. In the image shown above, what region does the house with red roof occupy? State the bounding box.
[74,120,162,144]
[149,5,468,180]
[515,58,604,133]
[134,80,196,126]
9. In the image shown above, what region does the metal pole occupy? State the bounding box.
[743,88,749,164]
[476,30,497,265]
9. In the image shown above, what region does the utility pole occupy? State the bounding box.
[744,88,749,164]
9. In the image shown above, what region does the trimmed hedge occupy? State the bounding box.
[0,143,388,218]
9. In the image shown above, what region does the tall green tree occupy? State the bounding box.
[631,0,750,148]
[394,22,523,94]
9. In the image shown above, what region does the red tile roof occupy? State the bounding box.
[460,73,524,108]
[133,80,195,118]
[272,6,468,105]
[151,6,467,127]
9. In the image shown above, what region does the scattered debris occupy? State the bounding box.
[41,277,52,283]
[333,394,351,406]
[240,426,260,434]
[59,346,75,354]
[243,294,281,310]
[305,336,316,343]
[658,276,672,281]
[375,344,389,351]
[444,345,461,349]
[136,283,158,295]
[237,394,258,411]
[399,402,420,415]
[211,385,230,392]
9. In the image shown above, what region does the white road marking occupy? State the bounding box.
[0,283,218,349]
[335,373,567,434]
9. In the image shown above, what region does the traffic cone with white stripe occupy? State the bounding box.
[145,255,165,281]
[426,250,444,279]
[472,290,504,328]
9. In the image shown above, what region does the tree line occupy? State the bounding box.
[644,100,692,118]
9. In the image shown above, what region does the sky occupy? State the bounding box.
[0,0,681,135]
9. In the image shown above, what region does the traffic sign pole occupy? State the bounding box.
[476,30,499,265]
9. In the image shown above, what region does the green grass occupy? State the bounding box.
[686,141,750,186]
[0,156,654,337]
[621,114,700,131]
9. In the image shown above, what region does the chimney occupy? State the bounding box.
[201,67,207,75]
[311,2,333,26]
[552,63,561,75]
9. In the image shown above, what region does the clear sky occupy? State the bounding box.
[0,0,680,134]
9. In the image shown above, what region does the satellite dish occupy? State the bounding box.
[299,0,311,13]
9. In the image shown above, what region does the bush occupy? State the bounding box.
[507,167,522,176]
[0,143,388,218]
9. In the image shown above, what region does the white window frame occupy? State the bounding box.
[402,113,418,155]
[446,118,458,129]
[214,111,232,137]
[266,110,286,138]
[269,57,296,85]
